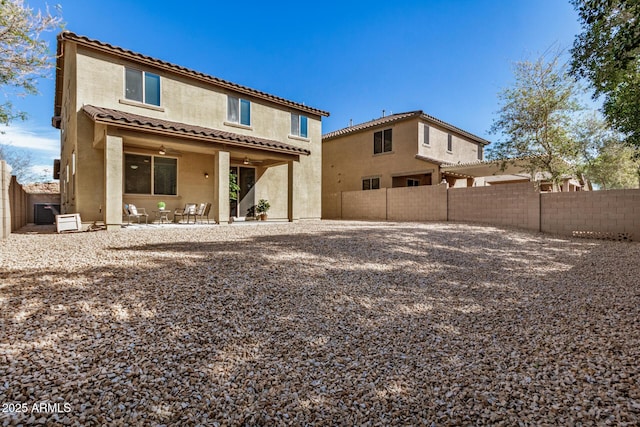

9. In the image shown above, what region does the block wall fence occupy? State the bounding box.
[1,161,11,239]
[324,182,640,240]
[1,160,29,239]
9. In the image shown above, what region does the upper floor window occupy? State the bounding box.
[447,134,453,152]
[291,113,308,138]
[423,124,430,146]
[227,96,251,126]
[125,68,160,106]
[477,145,483,160]
[374,129,392,154]
[125,153,177,195]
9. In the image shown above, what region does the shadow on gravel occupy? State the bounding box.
[1,224,639,425]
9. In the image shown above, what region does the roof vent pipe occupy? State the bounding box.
[382,109,385,117]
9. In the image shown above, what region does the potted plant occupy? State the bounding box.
[256,199,270,221]
[157,201,166,210]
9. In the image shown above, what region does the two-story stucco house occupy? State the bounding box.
[321,110,491,216]
[52,32,329,230]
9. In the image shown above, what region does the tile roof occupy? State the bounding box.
[82,105,311,156]
[54,32,329,122]
[322,111,422,140]
[323,110,491,145]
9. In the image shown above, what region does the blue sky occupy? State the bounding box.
[2,0,586,181]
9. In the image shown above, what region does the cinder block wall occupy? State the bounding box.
[448,182,540,231]
[9,176,28,232]
[387,184,447,221]
[542,189,640,238]
[322,192,341,219]
[1,161,11,239]
[342,188,387,220]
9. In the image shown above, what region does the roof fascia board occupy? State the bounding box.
[419,114,491,146]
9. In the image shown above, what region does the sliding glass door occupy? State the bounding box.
[230,166,255,218]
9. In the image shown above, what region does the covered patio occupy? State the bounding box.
[84,105,308,230]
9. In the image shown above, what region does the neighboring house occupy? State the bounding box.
[322,111,491,207]
[52,31,329,230]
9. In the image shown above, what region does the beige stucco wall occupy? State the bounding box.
[74,48,323,145]
[418,121,482,163]
[59,42,323,223]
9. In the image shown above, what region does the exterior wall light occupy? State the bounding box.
[204,172,209,179]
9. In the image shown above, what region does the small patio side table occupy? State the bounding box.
[153,209,172,224]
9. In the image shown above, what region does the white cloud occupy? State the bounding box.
[30,164,56,179]
[0,123,59,154]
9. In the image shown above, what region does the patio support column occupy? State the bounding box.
[104,134,123,231]
[287,160,299,222]
[213,150,230,224]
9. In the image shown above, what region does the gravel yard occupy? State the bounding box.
[1,220,639,425]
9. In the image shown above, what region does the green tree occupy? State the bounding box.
[229,170,240,201]
[488,51,582,190]
[0,0,62,125]
[570,0,640,147]
[573,113,640,189]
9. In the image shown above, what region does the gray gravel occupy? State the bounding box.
[1,221,639,425]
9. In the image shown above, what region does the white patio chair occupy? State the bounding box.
[174,203,197,223]
[124,203,148,224]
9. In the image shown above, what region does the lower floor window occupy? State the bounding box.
[407,179,420,187]
[125,153,177,195]
[362,177,380,190]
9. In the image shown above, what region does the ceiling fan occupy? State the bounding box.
[243,156,263,165]
[157,145,182,156]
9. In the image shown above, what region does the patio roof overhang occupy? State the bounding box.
[440,158,533,178]
[82,105,310,160]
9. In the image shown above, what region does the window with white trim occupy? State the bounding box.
[291,113,308,138]
[125,153,177,195]
[423,124,430,146]
[71,150,76,200]
[227,96,251,126]
[362,177,380,190]
[125,68,161,106]
[374,129,392,154]
[447,134,453,152]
